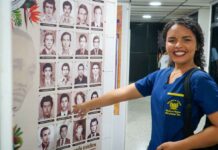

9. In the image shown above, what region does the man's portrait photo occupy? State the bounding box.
[57,93,71,117]
[87,117,100,139]
[91,91,99,100]
[38,125,55,150]
[76,3,89,26]
[40,63,55,88]
[12,28,37,113]
[89,89,102,111]
[90,35,103,56]
[90,62,102,84]
[56,124,71,147]
[40,30,56,56]
[74,63,87,85]
[59,0,74,25]
[59,31,73,56]
[75,33,89,56]
[73,119,86,143]
[91,5,103,28]
[38,95,54,121]
[40,0,57,24]
[58,62,72,87]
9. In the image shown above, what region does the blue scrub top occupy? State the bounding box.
[135,67,218,150]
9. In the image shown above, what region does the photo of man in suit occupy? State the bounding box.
[58,63,72,87]
[39,127,51,150]
[91,5,103,28]
[39,95,54,121]
[90,62,101,84]
[40,31,56,55]
[75,34,88,55]
[90,35,102,55]
[74,63,87,85]
[40,63,55,88]
[56,124,70,147]
[57,93,71,117]
[76,4,89,26]
[87,118,100,139]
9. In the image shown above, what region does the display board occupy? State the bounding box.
[11,0,114,149]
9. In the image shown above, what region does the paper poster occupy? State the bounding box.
[12,0,106,149]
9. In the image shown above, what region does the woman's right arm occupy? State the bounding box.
[73,83,142,117]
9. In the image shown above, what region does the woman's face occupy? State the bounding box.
[166,24,197,67]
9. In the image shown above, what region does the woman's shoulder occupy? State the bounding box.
[190,69,217,86]
[191,69,212,80]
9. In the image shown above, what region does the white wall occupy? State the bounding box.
[0,1,13,150]
[198,8,211,72]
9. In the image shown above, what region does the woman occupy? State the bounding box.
[73,17,218,150]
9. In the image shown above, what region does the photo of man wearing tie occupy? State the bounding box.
[74,63,88,85]
[91,5,103,28]
[58,62,72,87]
[56,124,71,147]
[57,93,71,117]
[90,62,102,84]
[75,34,88,56]
[87,118,100,139]
[90,35,103,56]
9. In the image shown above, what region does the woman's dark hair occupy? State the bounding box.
[162,17,205,70]
[74,91,85,104]
[91,91,98,99]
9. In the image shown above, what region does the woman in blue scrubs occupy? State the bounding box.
[73,17,218,150]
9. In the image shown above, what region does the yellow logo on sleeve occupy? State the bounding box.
[165,100,182,117]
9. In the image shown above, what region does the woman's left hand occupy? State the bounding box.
[157,141,189,150]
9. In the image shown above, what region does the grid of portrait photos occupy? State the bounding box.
[38,0,104,149]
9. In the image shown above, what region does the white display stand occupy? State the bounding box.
[113,3,130,150]
[102,2,130,150]
[0,1,13,150]
[198,8,211,72]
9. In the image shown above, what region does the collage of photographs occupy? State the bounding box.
[38,0,104,149]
